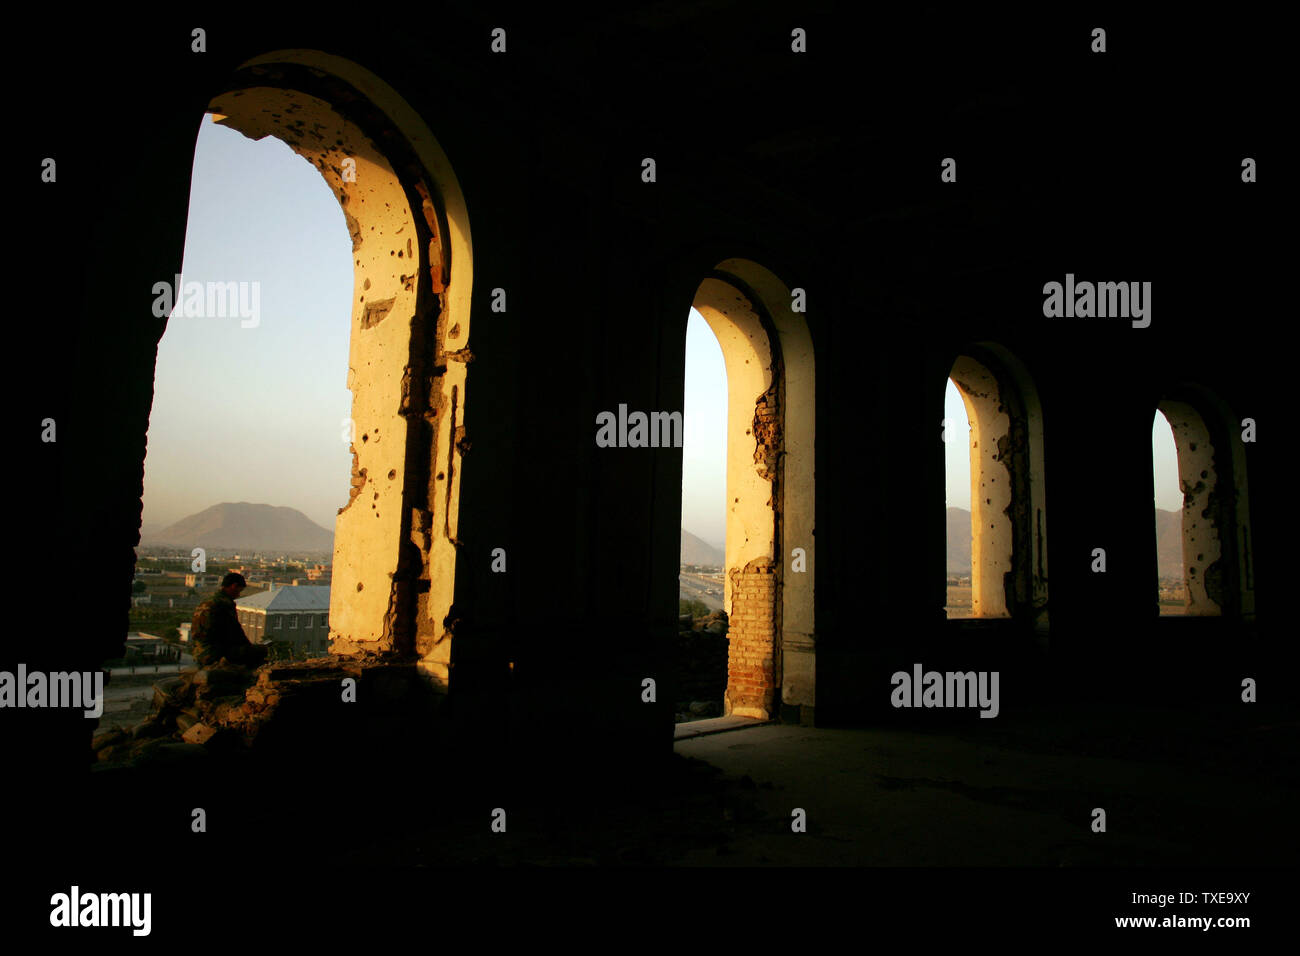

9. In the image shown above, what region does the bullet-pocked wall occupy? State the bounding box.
[22,13,1282,777]
[690,259,816,722]
[1153,384,1255,621]
[948,343,1048,623]
[205,51,474,687]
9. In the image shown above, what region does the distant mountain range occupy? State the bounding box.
[141,502,334,552]
[681,528,724,567]
[146,504,1183,576]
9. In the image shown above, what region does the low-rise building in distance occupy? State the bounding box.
[236,585,331,657]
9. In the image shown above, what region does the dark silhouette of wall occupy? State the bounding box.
[14,9,1284,798]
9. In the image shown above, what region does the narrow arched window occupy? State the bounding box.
[1153,388,1254,619]
[945,345,1048,623]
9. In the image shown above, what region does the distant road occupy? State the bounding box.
[679,572,724,612]
[107,658,195,679]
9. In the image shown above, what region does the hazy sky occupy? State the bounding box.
[143,117,355,531]
[144,116,1184,540]
[943,380,972,510]
[682,309,727,548]
[1152,409,1182,512]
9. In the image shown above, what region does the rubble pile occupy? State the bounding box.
[90,656,433,767]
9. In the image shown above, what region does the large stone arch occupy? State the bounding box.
[201,50,472,687]
[690,258,815,721]
[947,342,1048,622]
[1153,384,1254,620]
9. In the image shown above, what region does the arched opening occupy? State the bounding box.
[1152,409,1185,614]
[1153,387,1254,619]
[196,51,473,686]
[945,344,1048,622]
[135,109,352,695]
[686,259,815,722]
[676,308,728,723]
[943,378,973,617]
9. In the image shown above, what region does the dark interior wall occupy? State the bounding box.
[14,9,1284,771]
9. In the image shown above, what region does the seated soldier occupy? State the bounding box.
[190,572,268,669]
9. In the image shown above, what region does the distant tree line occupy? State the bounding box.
[680,598,710,618]
[136,556,235,575]
[127,606,192,639]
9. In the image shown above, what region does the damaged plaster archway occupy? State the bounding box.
[690,259,815,722]
[202,50,472,687]
[1153,385,1254,620]
[947,343,1048,622]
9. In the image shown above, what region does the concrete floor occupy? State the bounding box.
[674,714,768,739]
[670,714,1299,866]
[70,703,1297,870]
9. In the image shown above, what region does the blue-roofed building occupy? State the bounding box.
[236,585,331,656]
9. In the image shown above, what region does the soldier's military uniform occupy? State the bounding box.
[190,589,267,669]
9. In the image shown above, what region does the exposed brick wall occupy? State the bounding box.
[726,557,777,717]
[752,381,781,481]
